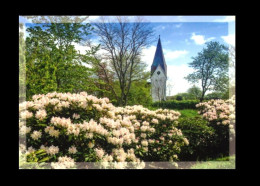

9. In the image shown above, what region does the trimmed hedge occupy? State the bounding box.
[152,100,200,110]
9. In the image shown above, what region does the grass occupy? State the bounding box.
[176,109,200,118]
[147,105,200,118]
[190,155,235,169]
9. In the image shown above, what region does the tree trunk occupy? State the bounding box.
[200,92,205,102]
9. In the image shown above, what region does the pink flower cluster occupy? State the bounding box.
[196,96,235,126]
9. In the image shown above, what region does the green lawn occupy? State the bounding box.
[176,109,200,118]
[190,155,235,169]
[147,106,200,118]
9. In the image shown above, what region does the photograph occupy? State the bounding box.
[19,15,236,169]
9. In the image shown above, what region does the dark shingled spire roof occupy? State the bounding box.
[151,36,167,76]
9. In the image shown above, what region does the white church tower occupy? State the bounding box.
[151,36,167,102]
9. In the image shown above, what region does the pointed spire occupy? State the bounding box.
[151,36,167,76]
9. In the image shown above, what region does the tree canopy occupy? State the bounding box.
[185,41,229,101]
[24,17,106,99]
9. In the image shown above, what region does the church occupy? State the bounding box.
[151,36,167,102]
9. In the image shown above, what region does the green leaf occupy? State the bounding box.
[38,124,47,127]
[38,157,50,162]
[35,149,45,155]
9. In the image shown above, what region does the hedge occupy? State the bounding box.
[152,100,200,110]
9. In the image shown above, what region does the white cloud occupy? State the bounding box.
[190,33,215,45]
[73,42,89,54]
[221,34,235,46]
[164,50,188,60]
[214,16,235,22]
[141,45,157,70]
[167,65,196,95]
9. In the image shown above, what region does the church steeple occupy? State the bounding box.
[151,36,167,76]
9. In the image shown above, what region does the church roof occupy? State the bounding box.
[151,36,167,76]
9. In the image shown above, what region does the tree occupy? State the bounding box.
[166,81,174,97]
[187,85,202,100]
[24,16,103,99]
[185,41,229,102]
[93,16,154,106]
[86,44,152,106]
[173,93,194,100]
[127,80,152,106]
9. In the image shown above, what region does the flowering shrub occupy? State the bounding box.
[19,92,188,169]
[196,95,235,139]
[195,96,235,156]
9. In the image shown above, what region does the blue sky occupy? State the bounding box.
[20,16,235,96]
[149,22,228,66]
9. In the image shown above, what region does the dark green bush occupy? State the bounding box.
[175,117,215,161]
[176,95,183,101]
[152,100,200,110]
[207,121,230,158]
[175,117,230,161]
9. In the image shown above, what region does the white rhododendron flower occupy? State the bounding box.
[68,146,77,154]
[72,113,80,119]
[141,140,148,147]
[30,130,42,140]
[95,148,105,159]
[35,109,47,120]
[151,118,159,124]
[46,145,59,155]
[20,110,33,119]
[19,126,31,135]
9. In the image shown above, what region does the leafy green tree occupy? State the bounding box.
[24,16,104,99]
[205,91,229,100]
[126,78,152,107]
[172,93,195,100]
[185,41,229,102]
[187,85,202,100]
[204,92,223,100]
